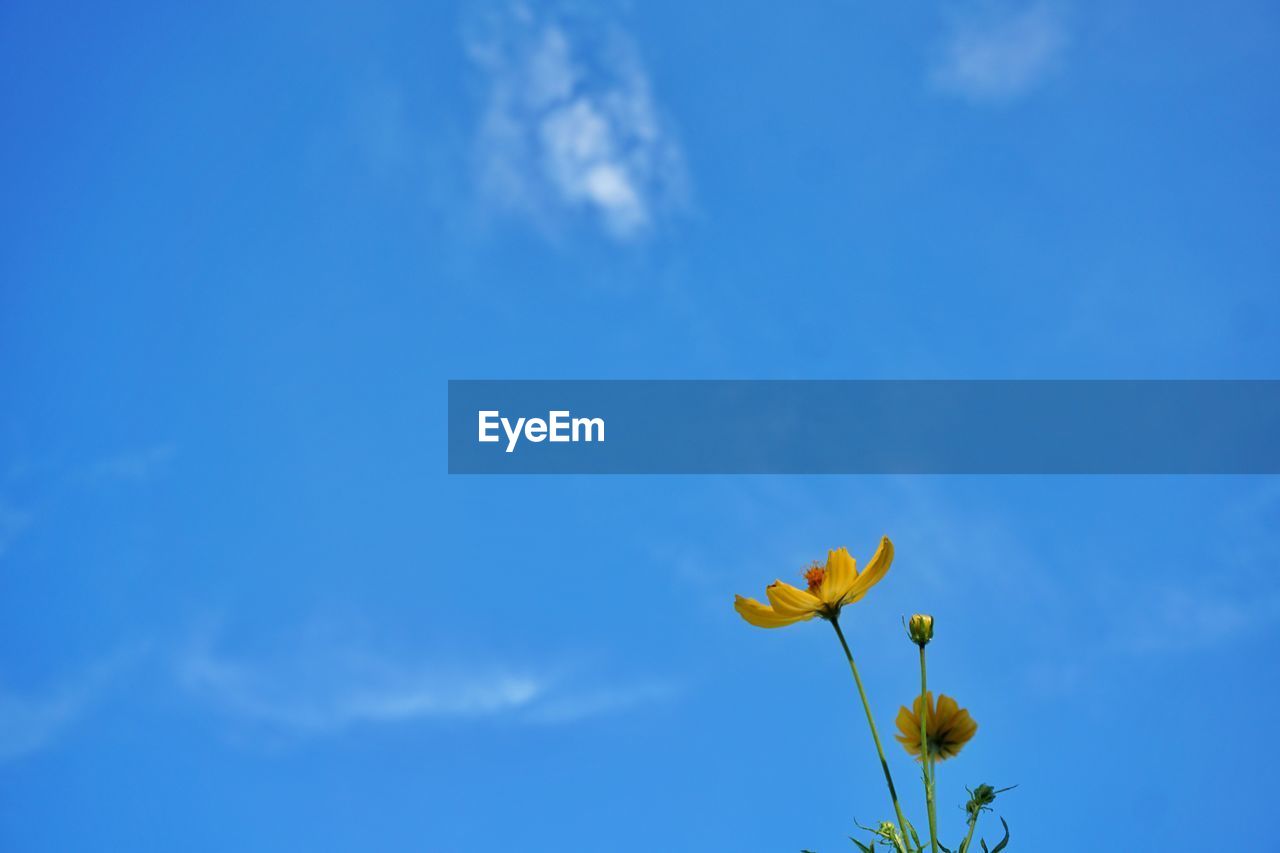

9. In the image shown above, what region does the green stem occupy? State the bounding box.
[958,808,980,853]
[919,646,939,853]
[831,617,912,852]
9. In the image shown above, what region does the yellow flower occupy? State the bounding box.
[733,536,894,628]
[894,691,978,761]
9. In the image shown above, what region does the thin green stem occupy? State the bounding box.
[958,808,980,853]
[831,617,912,852]
[929,758,938,848]
[919,646,938,853]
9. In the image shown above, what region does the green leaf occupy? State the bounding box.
[989,818,1010,853]
[848,839,874,853]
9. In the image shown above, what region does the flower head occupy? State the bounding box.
[733,537,894,628]
[907,613,934,646]
[894,691,977,761]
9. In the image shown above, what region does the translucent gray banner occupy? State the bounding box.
[447,380,1280,474]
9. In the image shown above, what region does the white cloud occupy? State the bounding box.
[1117,584,1280,654]
[1108,483,1280,654]
[348,81,410,177]
[177,634,669,734]
[932,3,1067,102]
[89,443,177,483]
[525,681,674,725]
[0,498,33,559]
[0,686,85,761]
[0,657,125,761]
[469,5,686,240]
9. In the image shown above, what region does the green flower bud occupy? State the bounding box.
[907,613,934,646]
[965,783,1015,817]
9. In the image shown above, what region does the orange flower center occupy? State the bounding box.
[803,563,825,593]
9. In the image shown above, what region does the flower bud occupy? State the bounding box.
[965,783,1014,817]
[874,822,900,843]
[970,783,997,807]
[907,613,934,646]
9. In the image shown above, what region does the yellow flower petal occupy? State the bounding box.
[765,581,824,616]
[935,694,960,729]
[733,595,814,628]
[841,536,894,604]
[950,711,978,741]
[819,547,857,606]
[894,690,977,762]
[895,706,920,744]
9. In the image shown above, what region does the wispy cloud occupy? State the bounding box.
[88,442,177,484]
[660,477,1056,609]
[347,80,411,178]
[525,681,674,725]
[468,4,687,240]
[1107,482,1280,655]
[0,498,33,559]
[932,2,1067,102]
[0,443,177,559]
[0,687,85,761]
[0,656,126,761]
[1114,584,1280,654]
[177,633,670,735]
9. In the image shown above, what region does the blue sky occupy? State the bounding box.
[2,1,1279,850]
